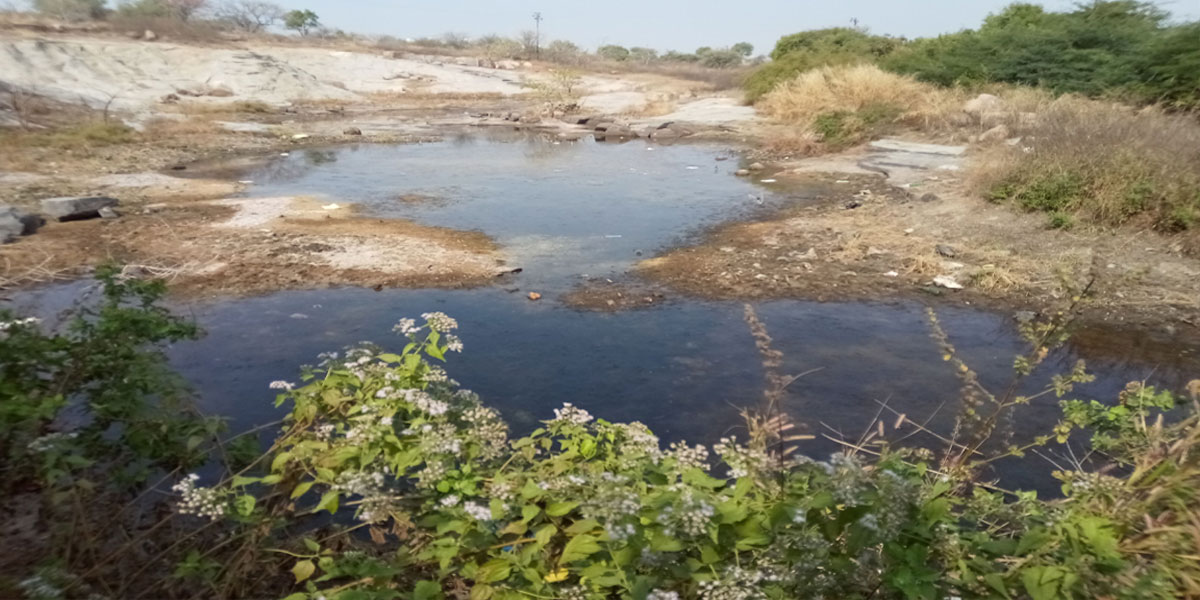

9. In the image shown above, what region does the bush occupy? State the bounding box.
[32,0,106,20]
[758,65,961,144]
[8,278,1200,599]
[744,28,902,103]
[979,99,1200,231]
[883,2,1199,107]
[597,44,630,62]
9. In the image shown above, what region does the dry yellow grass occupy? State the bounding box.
[759,64,964,128]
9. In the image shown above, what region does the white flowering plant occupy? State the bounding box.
[9,281,1200,600]
[162,310,1200,600]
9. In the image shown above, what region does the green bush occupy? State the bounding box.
[744,29,901,102]
[8,277,1200,599]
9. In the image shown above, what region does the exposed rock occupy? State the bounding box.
[206,83,234,97]
[650,128,682,141]
[748,162,765,171]
[343,127,363,136]
[593,122,616,131]
[1,206,42,243]
[160,93,180,104]
[519,114,543,125]
[935,244,958,258]
[98,206,120,219]
[40,196,118,222]
[964,93,1004,119]
[603,124,635,138]
[978,124,1010,143]
[919,193,939,203]
[142,29,157,41]
[932,275,964,290]
[735,169,750,177]
[496,60,521,70]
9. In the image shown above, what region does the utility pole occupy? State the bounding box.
[532,11,543,58]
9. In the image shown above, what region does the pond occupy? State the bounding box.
[10,131,1200,492]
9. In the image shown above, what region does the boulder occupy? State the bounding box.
[735,169,750,177]
[476,58,496,69]
[978,124,1010,143]
[1,206,42,243]
[496,60,521,70]
[519,115,542,125]
[40,196,119,222]
[98,206,120,219]
[964,94,1005,119]
[592,122,616,131]
[649,128,682,141]
[206,83,234,97]
[604,124,635,138]
[748,162,766,171]
[343,127,363,136]
[142,29,157,41]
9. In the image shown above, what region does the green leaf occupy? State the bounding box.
[534,524,557,548]
[477,559,512,583]
[521,504,541,523]
[291,481,315,499]
[567,519,601,535]
[271,451,292,473]
[682,468,726,489]
[649,533,683,552]
[379,353,404,363]
[546,501,579,517]
[315,491,339,514]
[292,559,315,583]
[231,475,260,487]
[233,494,256,517]
[560,534,602,563]
[303,538,320,552]
[282,594,307,600]
[413,580,444,600]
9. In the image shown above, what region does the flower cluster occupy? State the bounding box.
[173,474,227,521]
[269,380,295,391]
[657,487,715,537]
[668,441,710,471]
[550,402,593,426]
[698,566,776,600]
[714,436,772,479]
[463,501,492,521]
[403,389,449,416]
[27,432,78,453]
[647,591,681,600]
[0,316,40,333]
[393,318,420,336]
[421,312,458,333]
[333,470,392,522]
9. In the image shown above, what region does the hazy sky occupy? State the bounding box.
[267,0,1199,54]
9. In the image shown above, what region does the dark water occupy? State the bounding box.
[9,132,1200,492]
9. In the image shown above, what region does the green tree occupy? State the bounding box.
[629,46,658,64]
[701,48,744,68]
[770,27,900,61]
[282,8,319,36]
[732,41,754,57]
[32,0,106,20]
[596,44,630,61]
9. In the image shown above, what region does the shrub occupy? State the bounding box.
[597,44,630,62]
[977,98,1200,231]
[32,0,106,20]
[758,65,961,144]
[744,28,903,103]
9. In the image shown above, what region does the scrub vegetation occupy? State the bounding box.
[749,1,1200,233]
[4,271,1200,599]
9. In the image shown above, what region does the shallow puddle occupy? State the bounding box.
[8,132,1199,492]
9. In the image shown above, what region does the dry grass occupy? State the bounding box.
[974,97,1200,232]
[760,64,964,130]
[142,117,224,136]
[174,100,277,115]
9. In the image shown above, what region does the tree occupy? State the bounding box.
[597,44,630,61]
[732,42,754,57]
[700,48,744,68]
[216,0,284,32]
[545,39,582,64]
[33,0,106,20]
[116,0,207,20]
[283,9,319,36]
[519,29,539,57]
[440,31,470,49]
[629,46,658,64]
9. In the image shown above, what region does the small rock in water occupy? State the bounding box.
[748,162,765,171]
[1014,311,1037,324]
[528,292,542,301]
[290,313,309,319]
[735,169,750,176]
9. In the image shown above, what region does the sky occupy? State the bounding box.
[266,0,1200,54]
